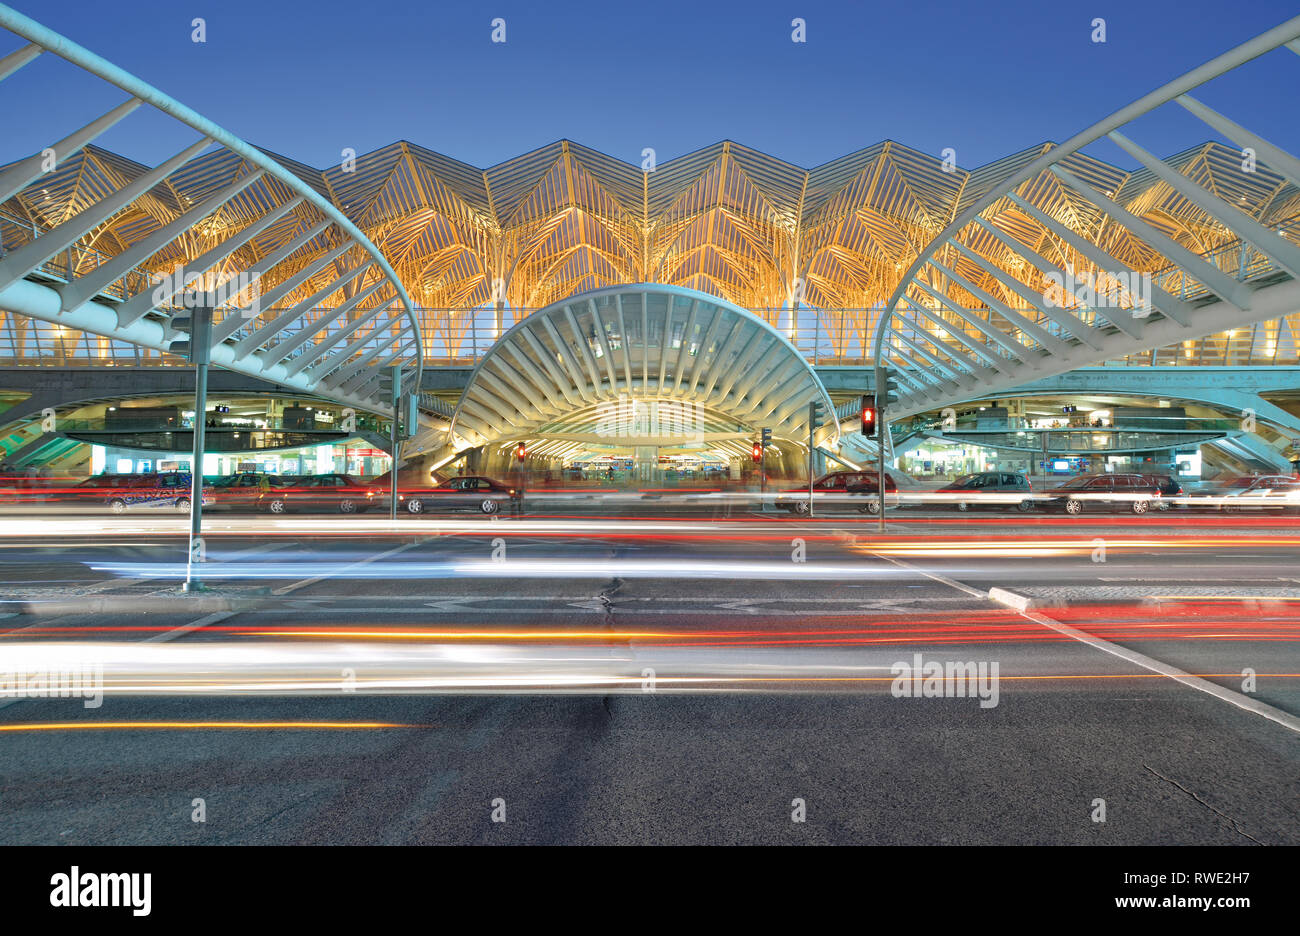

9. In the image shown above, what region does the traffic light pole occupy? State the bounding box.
[807,401,816,518]
[875,365,887,533]
[389,364,401,522]
[877,415,887,532]
[184,306,211,593]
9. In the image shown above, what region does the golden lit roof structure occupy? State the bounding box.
[1,4,1298,422]
[874,16,1300,419]
[0,5,421,412]
[10,134,1295,374]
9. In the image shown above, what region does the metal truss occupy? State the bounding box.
[449,285,835,452]
[0,5,421,412]
[873,16,1300,421]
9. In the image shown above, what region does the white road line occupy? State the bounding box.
[1018,604,1300,734]
[872,551,1300,735]
[145,610,236,643]
[868,551,987,599]
[0,543,292,711]
[0,542,288,636]
[270,539,426,595]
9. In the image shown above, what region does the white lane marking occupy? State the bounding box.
[0,543,290,711]
[1020,604,1300,734]
[874,552,1300,735]
[868,551,987,599]
[0,542,287,636]
[270,540,425,595]
[145,610,236,643]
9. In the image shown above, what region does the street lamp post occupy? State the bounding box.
[389,363,401,521]
[172,304,212,593]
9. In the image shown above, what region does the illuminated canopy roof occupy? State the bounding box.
[1,6,1297,414]
[450,284,836,452]
[6,137,1296,338]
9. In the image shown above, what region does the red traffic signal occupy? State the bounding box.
[515,443,527,462]
[861,397,877,435]
[751,442,763,463]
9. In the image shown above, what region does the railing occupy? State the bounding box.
[895,414,1241,433]
[1,212,1296,372]
[54,414,391,434]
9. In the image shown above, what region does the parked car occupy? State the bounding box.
[1039,473,1162,515]
[1139,473,1184,511]
[777,471,898,515]
[39,473,141,506]
[1187,474,1298,511]
[262,474,379,514]
[400,476,520,515]
[105,472,210,513]
[207,472,287,511]
[935,471,1033,512]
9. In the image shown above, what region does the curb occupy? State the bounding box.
[9,595,263,616]
[988,587,1038,612]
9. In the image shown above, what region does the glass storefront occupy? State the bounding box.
[92,443,391,479]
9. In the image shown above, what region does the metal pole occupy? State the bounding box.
[184,306,211,593]
[877,416,887,533]
[807,401,816,518]
[389,364,401,521]
[875,364,887,532]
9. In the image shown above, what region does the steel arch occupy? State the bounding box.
[449,284,836,451]
[0,4,421,412]
[873,16,1300,422]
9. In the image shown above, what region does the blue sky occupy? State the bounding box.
[2,0,1298,171]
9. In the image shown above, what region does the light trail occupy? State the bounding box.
[0,720,417,732]
[0,514,1297,543]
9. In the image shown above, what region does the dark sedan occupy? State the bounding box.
[936,471,1033,512]
[399,476,519,515]
[262,474,379,514]
[1039,473,1162,515]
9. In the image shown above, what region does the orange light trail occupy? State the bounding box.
[0,720,419,733]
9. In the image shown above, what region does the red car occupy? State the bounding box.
[399,476,520,515]
[777,471,897,515]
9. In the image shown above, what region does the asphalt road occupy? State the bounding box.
[0,506,1297,844]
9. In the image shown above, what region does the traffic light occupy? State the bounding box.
[400,393,419,440]
[877,371,900,408]
[515,442,527,462]
[860,395,877,436]
[808,398,826,427]
[760,427,771,448]
[752,441,763,463]
[168,306,211,364]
